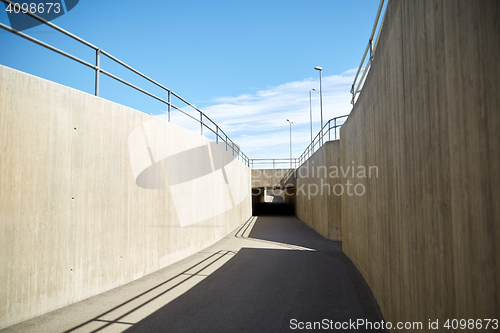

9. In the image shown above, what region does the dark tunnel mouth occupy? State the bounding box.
[251,187,294,216]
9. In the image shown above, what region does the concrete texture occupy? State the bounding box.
[0,65,251,329]
[1,215,386,333]
[284,141,342,241]
[340,0,499,329]
[251,169,294,189]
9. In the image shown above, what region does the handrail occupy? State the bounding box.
[350,0,387,105]
[250,158,300,170]
[249,114,348,169]
[0,0,250,166]
[295,115,348,166]
[249,2,388,170]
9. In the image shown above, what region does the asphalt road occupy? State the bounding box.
[2,214,386,333]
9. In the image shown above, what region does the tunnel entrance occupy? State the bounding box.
[252,188,294,216]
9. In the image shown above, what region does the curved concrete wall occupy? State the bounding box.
[340,0,499,329]
[0,65,251,329]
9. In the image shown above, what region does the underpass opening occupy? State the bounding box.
[252,187,295,216]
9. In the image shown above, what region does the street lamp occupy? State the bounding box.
[287,119,293,168]
[314,66,323,144]
[309,88,316,151]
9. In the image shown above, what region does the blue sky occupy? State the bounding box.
[0,0,385,162]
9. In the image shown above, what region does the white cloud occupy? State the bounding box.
[155,69,355,161]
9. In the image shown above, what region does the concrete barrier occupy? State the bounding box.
[340,0,499,328]
[284,141,342,241]
[251,168,294,189]
[0,65,251,329]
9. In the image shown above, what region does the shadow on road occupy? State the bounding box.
[121,216,386,333]
[15,215,385,333]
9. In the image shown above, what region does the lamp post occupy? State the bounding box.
[309,88,316,151]
[287,119,293,168]
[314,66,323,144]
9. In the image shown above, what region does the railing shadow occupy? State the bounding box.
[62,250,236,333]
[120,216,386,333]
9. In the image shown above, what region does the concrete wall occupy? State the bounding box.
[284,141,342,241]
[251,168,294,189]
[340,0,499,329]
[0,65,251,329]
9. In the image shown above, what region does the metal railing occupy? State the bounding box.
[249,1,388,170]
[295,115,348,166]
[249,115,348,169]
[249,158,300,170]
[350,0,387,105]
[0,0,250,166]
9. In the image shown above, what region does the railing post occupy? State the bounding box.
[328,120,331,141]
[200,113,203,135]
[351,84,355,105]
[369,39,373,65]
[216,126,218,143]
[95,48,100,96]
[168,91,171,122]
[334,118,337,140]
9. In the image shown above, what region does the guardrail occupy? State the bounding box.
[350,0,387,105]
[249,114,348,169]
[0,0,250,166]
[295,115,347,165]
[250,0,388,170]
[249,158,300,170]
